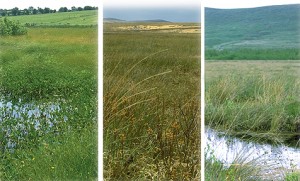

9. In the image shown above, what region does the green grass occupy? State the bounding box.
[205,48,300,60]
[205,60,300,143]
[206,73,300,144]
[205,4,300,49]
[205,61,300,179]
[285,172,300,181]
[205,4,300,60]
[104,24,201,180]
[2,10,97,26]
[0,27,97,180]
[205,148,264,181]
[2,127,97,180]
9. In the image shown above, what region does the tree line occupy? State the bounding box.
[0,6,98,16]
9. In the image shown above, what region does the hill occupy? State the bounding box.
[134,19,171,22]
[104,17,171,23]
[1,10,97,26]
[205,4,300,50]
[104,18,125,22]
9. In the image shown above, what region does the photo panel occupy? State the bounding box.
[103,0,201,180]
[0,0,98,180]
[204,1,300,180]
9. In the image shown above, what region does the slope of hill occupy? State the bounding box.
[2,10,97,26]
[205,4,300,49]
[133,19,171,22]
[104,18,171,23]
[104,18,125,22]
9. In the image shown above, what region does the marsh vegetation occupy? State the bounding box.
[205,60,300,180]
[0,12,97,180]
[104,23,201,180]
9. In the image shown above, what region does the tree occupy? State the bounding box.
[84,6,93,10]
[23,9,29,15]
[1,10,7,16]
[77,7,83,11]
[28,6,34,14]
[44,7,50,14]
[59,7,68,12]
[11,7,19,16]
[32,9,38,15]
[38,7,44,14]
[71,6,77,11]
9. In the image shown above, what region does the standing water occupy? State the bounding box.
[205,128,300,180]
[0,98,69,152]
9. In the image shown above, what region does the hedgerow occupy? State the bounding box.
[0,17,27,36]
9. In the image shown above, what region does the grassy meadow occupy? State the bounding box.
[104,23,201,180]
[3,10,97,27]
[0,16,97,180]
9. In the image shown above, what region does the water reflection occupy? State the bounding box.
[0,98,68,152]
[206,128,300,179]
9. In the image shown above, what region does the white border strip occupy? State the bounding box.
[98,1,104,180]
[200,1,205,181]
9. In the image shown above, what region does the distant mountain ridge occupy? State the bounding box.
[104,18,125,22]
[104,17,171,23]
[205,4,300,49]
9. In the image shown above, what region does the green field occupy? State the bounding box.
[104,23,201,180]
[206,60,300,143]
[205,4,300,60]
[0,16,97,180]
[2,10,97,26]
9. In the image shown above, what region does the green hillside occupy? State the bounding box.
[1,10,97,26]
[205,4,300,50]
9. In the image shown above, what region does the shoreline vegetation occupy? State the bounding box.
[205,60,300,180]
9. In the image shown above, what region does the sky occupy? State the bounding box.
[104,8,201,22]
[104,0,201,8]
[104,0,201,22]
[0,0,99,10]
[1,0,299,10]
[204,0,300,9]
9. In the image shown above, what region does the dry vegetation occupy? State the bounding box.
[104,23,201,180]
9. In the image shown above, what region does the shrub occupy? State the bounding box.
[0,17,27,36]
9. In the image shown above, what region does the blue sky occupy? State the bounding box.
[104,8,201,22]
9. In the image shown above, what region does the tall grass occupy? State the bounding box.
[104,29,201,180]
[205,147,271,181]
[205,60,300,180]
[206,73,300,143]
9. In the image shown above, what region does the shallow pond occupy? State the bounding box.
[0,98,69,152]
[205,128,300,180]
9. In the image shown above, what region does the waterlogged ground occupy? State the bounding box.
[205,60,300,179]
[205,129,300,180]
[0,97,70,152]
[0,26,97,180]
